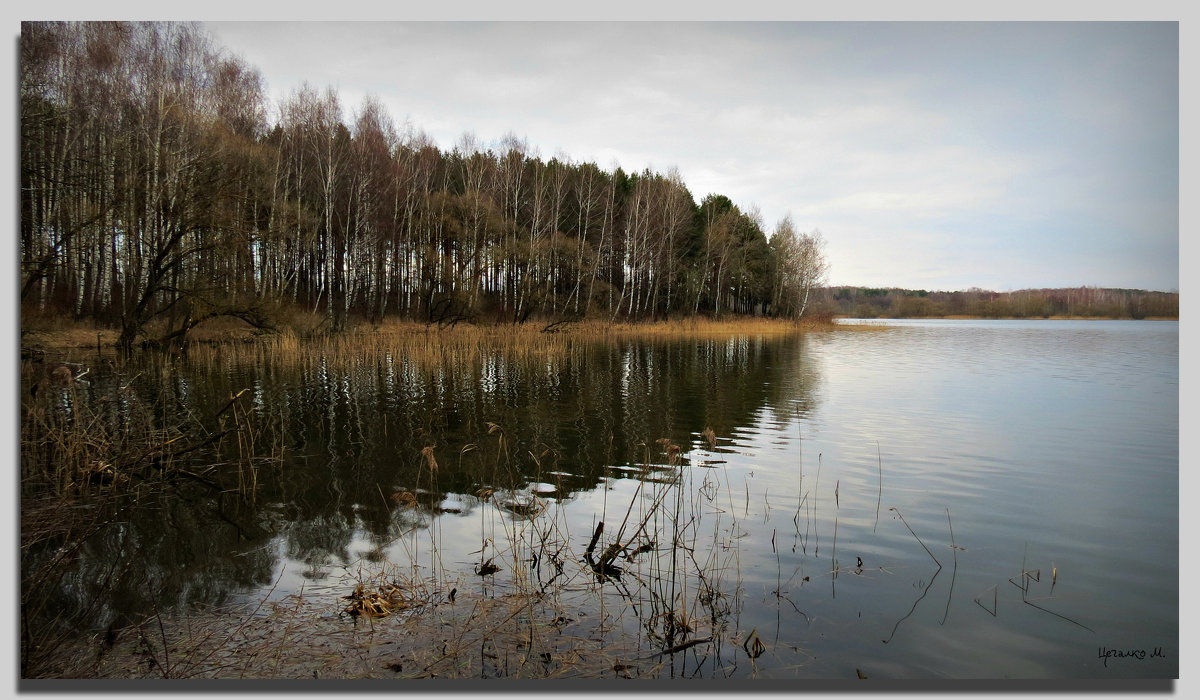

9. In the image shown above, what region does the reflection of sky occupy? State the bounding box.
[804,323,1176,639]
[694,321,1176,677]
[808,324,1176,507]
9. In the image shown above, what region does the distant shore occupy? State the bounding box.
[837,314,1178,322]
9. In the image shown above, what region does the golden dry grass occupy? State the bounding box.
[21,313,839,352]
[20,325,118,349]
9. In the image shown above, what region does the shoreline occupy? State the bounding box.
[19,315,834,351]
[19,313,1178,351]
[836,314,1178,322]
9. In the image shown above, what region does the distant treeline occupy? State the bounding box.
[824,286,1179,319]
[20,21,827,353]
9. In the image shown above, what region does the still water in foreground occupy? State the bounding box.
[29,320,1178,678]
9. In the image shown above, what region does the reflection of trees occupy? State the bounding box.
[22,482,278,673]
[22,334,821,654]
[241,334,821,549]
[283,512,354,575]
[21,355,282,673]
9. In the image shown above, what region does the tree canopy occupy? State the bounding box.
[20,21,829,350]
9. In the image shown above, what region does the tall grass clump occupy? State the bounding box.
[19,355,281,677]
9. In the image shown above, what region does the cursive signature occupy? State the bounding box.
[1098,646,1166,668]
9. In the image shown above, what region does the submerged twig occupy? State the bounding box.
[889,508,941,568]
[882,567,941,644]
[585,521,605,560]
[873,442,882,533]
[940,508,960,626]
[1022,598,1095,633]
[974,584,998,616]
[636,636,713,660]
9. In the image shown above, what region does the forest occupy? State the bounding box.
[827,286,1179,320]
[20,21,829,353]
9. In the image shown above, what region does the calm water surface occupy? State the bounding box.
[32,320,1178,679]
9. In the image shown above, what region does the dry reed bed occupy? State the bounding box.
[166,316,831,377]
[22,314,833,353]
[277,317,813,351]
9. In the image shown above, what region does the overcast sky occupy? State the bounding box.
[200,21,1177,292]
[2,12,1173,293]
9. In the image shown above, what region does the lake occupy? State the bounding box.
[23,319,1178,679]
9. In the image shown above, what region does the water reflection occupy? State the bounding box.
[24,333,821,636]
[26,321,1175,678]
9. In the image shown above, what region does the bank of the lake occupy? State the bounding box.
[20,314,840,351]
[21,310,1175,354]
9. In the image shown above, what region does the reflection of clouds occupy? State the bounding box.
[283,512,353,569]
[800,322,1177,605]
